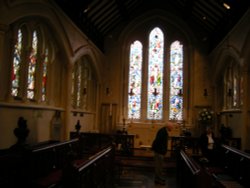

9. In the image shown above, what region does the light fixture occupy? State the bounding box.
[83,6,90,13]
[223,2,230,10]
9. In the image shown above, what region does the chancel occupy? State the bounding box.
[0,0,250,187]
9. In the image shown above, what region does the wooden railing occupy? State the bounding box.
[68,146,115,188]
[180,150,200,175]
[216,144,250,187]
[0,138,115,188]
[70,132,135,156]
[179,144,250,188]
[177,150,212,188]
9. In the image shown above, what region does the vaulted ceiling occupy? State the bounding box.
[55,0,249,53]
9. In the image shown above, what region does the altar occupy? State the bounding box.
[126,122,181,148]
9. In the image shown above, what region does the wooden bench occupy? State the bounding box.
[70,132,135,156]
[190,144,249,188]
[177,149,212,188]
[28,138,80,187]
[213,144,250,187]
[62,145,115,188]
[1,138,116,188]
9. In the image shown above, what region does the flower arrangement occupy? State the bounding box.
[198,108,214,123]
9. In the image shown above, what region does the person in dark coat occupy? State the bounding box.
[152,122,174,185]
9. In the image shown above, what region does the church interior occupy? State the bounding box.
[0,0,250,187]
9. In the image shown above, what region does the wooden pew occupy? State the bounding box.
[27,138,80,188]
[70,132,135,156]
[0,138,115,188]
[62,145,115,188]
[177,150,212,188]
[213,144,250,187]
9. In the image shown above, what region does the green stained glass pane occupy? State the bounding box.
[128,41,142,119]
[27,31,38,99]
[11,29,23,97]
[169,41,183,120]
[147,27,164,120]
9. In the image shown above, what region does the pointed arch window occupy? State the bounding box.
[11,29,23,97]
[10,22,54,103]
[128,41,142,119]
[169,41,183,120]
[27,30,38,100]
[223,61,242,110]
[127,27,184,121]
[147,27,164,120]
[72,57,96,111]
[72,61,84,109]
[41,48,49,102]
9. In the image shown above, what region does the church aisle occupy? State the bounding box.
[115,166,178,188]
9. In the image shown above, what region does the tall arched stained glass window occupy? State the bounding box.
[127,27,185,122]
[147,27,164,120]
[76,62,83,108]
[27,30,38,100]
[11,29,23,97]
[223,61,242,110]
[10,21,55,103]
[169,41,183,120]
[41,48,48,102]
[128,41,142,119]
[72,57,95,111]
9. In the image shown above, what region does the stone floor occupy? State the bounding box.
[115,166,178,188]
[114,149,179,188]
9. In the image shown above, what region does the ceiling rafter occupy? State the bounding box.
[55,0,249,53]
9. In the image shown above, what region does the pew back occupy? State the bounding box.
[177,150,212,188]
[218,144,250,187]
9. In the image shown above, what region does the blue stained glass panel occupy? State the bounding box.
[11,29,22,97]
[147,27,164,120]
[128,41,142,119]
[169,41,183,120]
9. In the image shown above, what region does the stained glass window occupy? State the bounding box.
[82,65,89,110]
[41,48,48,102]
[11,29,23,97]
[10,22,54,103]
[71,66,76,107]
[224,61,241,109]
[127,28,184,121]
[147,27,164,120]
[169,41,183,120]
[76,62,82,108]
[128,41,142,119]
[27,31,38,100]
[72,58,92,110]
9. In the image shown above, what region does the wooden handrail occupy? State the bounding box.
[77,146,113,172]
[221,144,250,159]
[180,150,200,175]
[32,138,79,152]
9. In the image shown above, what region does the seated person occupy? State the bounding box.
[199,126,218,164]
